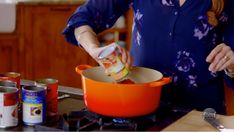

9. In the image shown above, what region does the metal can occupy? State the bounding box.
[0,86,19,128]
[35,78,58,117]
[0,72,21,89]
[0,73,22,112]
[0,80,17,87]
[22,85,46,125]
[98,44,129,81]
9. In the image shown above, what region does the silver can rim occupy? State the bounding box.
[0,86,18,94]
[0,72,21,78]
[22,85,46,92]
[35,78,58,85]
[0,80,17,87]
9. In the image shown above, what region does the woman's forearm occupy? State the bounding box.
[74,25,100,57]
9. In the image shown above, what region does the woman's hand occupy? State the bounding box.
[89,43,133,69]
[206,43,234,72]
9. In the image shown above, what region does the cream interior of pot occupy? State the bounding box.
[82,66,163,84]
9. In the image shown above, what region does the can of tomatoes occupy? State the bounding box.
[0,72,21,89]
[0,86,19,128]
[22,85,46,125]
[35,78,58,118]
[98,44,129,82]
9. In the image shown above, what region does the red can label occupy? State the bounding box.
[0,87,18,128]
[35,79,58,117]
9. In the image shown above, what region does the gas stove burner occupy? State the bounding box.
[33,106,190,131]
[57,109,157,131]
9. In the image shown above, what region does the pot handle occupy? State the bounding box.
[75,64,93,75]
[149,77,172,87]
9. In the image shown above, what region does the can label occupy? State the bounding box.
[35,79,58,117]
[22,86,46,125]
[98,44,129,81]
[23,103,43,124]
[0,87,18,128]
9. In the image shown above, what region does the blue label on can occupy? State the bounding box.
[22,86,46,125]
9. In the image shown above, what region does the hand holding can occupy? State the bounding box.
[97,43,134,83]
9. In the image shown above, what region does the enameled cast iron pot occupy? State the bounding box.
[76,65,171,117]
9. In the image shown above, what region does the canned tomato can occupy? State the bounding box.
[35,78,58,117]
[0,80,17,87]
[22,85,46,125]
[0,72,21,89]
[0,86,19,128]
[98,44,129,81]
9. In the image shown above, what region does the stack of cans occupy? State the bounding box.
[0,72,20,128]
[22,78,58,125]
[0,72,59,126]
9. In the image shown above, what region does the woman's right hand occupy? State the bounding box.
[75,26,132,69]
[89,43,133,70]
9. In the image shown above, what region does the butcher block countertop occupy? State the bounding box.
[163,110,234,131]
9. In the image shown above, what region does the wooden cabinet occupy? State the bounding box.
[98,10,133,50]
[18,4,133,88]
[0,1,133,87]
[20,5,97,87]
[0,35,19,72]
[0,6,22,74]
[225,86,234,115]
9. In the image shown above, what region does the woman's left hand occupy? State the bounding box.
[206,43,234,72]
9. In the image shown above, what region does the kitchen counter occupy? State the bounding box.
[1,80,233,131]
[1,80,86,131]
[163,110,234,131]
[17,0,86,5]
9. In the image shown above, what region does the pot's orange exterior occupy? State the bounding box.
[76,65,171,117]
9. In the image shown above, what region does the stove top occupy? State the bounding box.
[34,105,191,131]
[0,86,191,131]
[58,109,157,131]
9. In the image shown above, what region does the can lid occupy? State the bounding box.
[23,85,46,92]
[0,86,18,94]
[0,72,20,78]
[0,80,17,87]
[35,78,58,85]
[98,45,116,60]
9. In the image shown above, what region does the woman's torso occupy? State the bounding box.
[130,0,228,113]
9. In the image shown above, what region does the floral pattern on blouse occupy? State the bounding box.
[133,9,143,46]
[194,15,213,40]
[161,0,175,6]
[175,51,195,73]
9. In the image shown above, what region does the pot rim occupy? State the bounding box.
[76,65,171,87]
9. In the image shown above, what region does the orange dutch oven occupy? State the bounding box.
[76,64,171,117]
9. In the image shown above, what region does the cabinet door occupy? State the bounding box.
[0,37,19,72]
[23,6,96,88]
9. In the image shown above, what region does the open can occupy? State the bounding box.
[0,86,19,128]
[98,44,129,82]
[0,80,17,87]
[0,73,22,113]
[35,78,58,118]
[22,85,46,125]
[0,72,21,89]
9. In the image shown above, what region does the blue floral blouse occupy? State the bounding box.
[63,0,234,113]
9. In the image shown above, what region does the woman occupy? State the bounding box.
[63,0,234,114]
